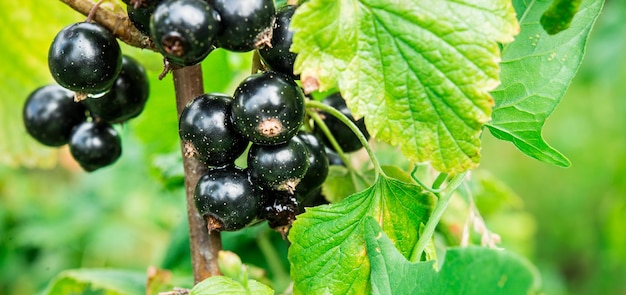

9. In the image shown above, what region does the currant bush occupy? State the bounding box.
[208,0,276,52]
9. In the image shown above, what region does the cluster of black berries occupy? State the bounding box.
[124,0,285,68]
[23,15,149,171]
[183,78,370,235]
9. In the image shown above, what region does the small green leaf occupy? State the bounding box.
[487,0,605,167]
[364,218,541,295]
[540,0,583,35]
[321,165,374,203]
[288,176,434,294]
[189,276,274,295]
[292,0,519,173]
[44,269,146,295]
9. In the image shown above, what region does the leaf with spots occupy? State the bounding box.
[291,0,519,173]
[486,0,604,167]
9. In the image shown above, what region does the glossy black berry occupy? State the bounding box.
[150,0,220,66]
[294,131,329,196]
[23,85,86,147]
[325,147,345,166]
[315,92,370,153]
[127,1,161,35]
[259,5,297,77]
[258,190,298,235]
[69,121,122,172]
[248,137,310,193]
[231,71,305,145]
[84,55,150,123]
[194,166,262,231]
[298,187,329,211]
[179,93,248,166]
[48,22,122,95]
[208,0,276,52]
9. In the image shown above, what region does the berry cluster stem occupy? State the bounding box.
[173,65,222,282]
[410,172,466,262]
[305,100,385,178]
[59,0,155,50]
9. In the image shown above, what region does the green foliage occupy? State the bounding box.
[541,0,583,35]
[365,218,541,294]
[289,176,434,294]
[189,276,273,295]
[44,269,146,295]
[291,0,518,173]
[486,0,604,167]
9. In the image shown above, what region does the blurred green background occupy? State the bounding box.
[1,0,625,294]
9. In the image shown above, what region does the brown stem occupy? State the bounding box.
[59,0,155,50]
[173,65,222,282]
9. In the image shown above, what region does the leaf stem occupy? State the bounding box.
[410,172,466,262]
[305,100,385,178]
[306,109,354,171]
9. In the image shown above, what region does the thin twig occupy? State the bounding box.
[59,0,156,50]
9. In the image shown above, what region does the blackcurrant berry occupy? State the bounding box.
[48,22,122,95]
[258,190,298,236]
[208,0,276,52]
[258,5,297,77]
[127,1,161,35]
[230,71,305,145]
[325,147,345,166]
[84,55,150,123]
[178,93,248,166]
[315,92,370,153]
[23,85,86,147]
[150,0,220,66]
[293,131,329,197]
[69,121,122,172]
[248,137,310,193]
[194,166,262,231]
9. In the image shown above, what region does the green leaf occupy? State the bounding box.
[364,218,541,295]
[292,0,518,173]
[486,0,604,167]
[540,0,583,35]
[321,165,374,203]
[288,176,435,294]
[44,269,146,295]
[189,276,274,295]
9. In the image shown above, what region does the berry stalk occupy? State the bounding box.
[173,64,222,282]
[59,0,155,50]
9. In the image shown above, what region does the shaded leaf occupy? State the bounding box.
[540,0,583,35]
[486,0,604,167]
[44,269,146,295]
[364,218,541,295]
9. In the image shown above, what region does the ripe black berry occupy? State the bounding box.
[127,1,161,35]
[194,166,262,231]
[231,71,305,145]
[150,0,220,66]
[208,0,276,52]
[84,55,150,123]
[315,93,370,153]
[179,93,248,166]
[69,121,122,172]
[48,22,122,95]
[293,131,329,196]
[258,5,297,77]
[258,190,298,236]
[248,137,310,193]
[23,85,86,147]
